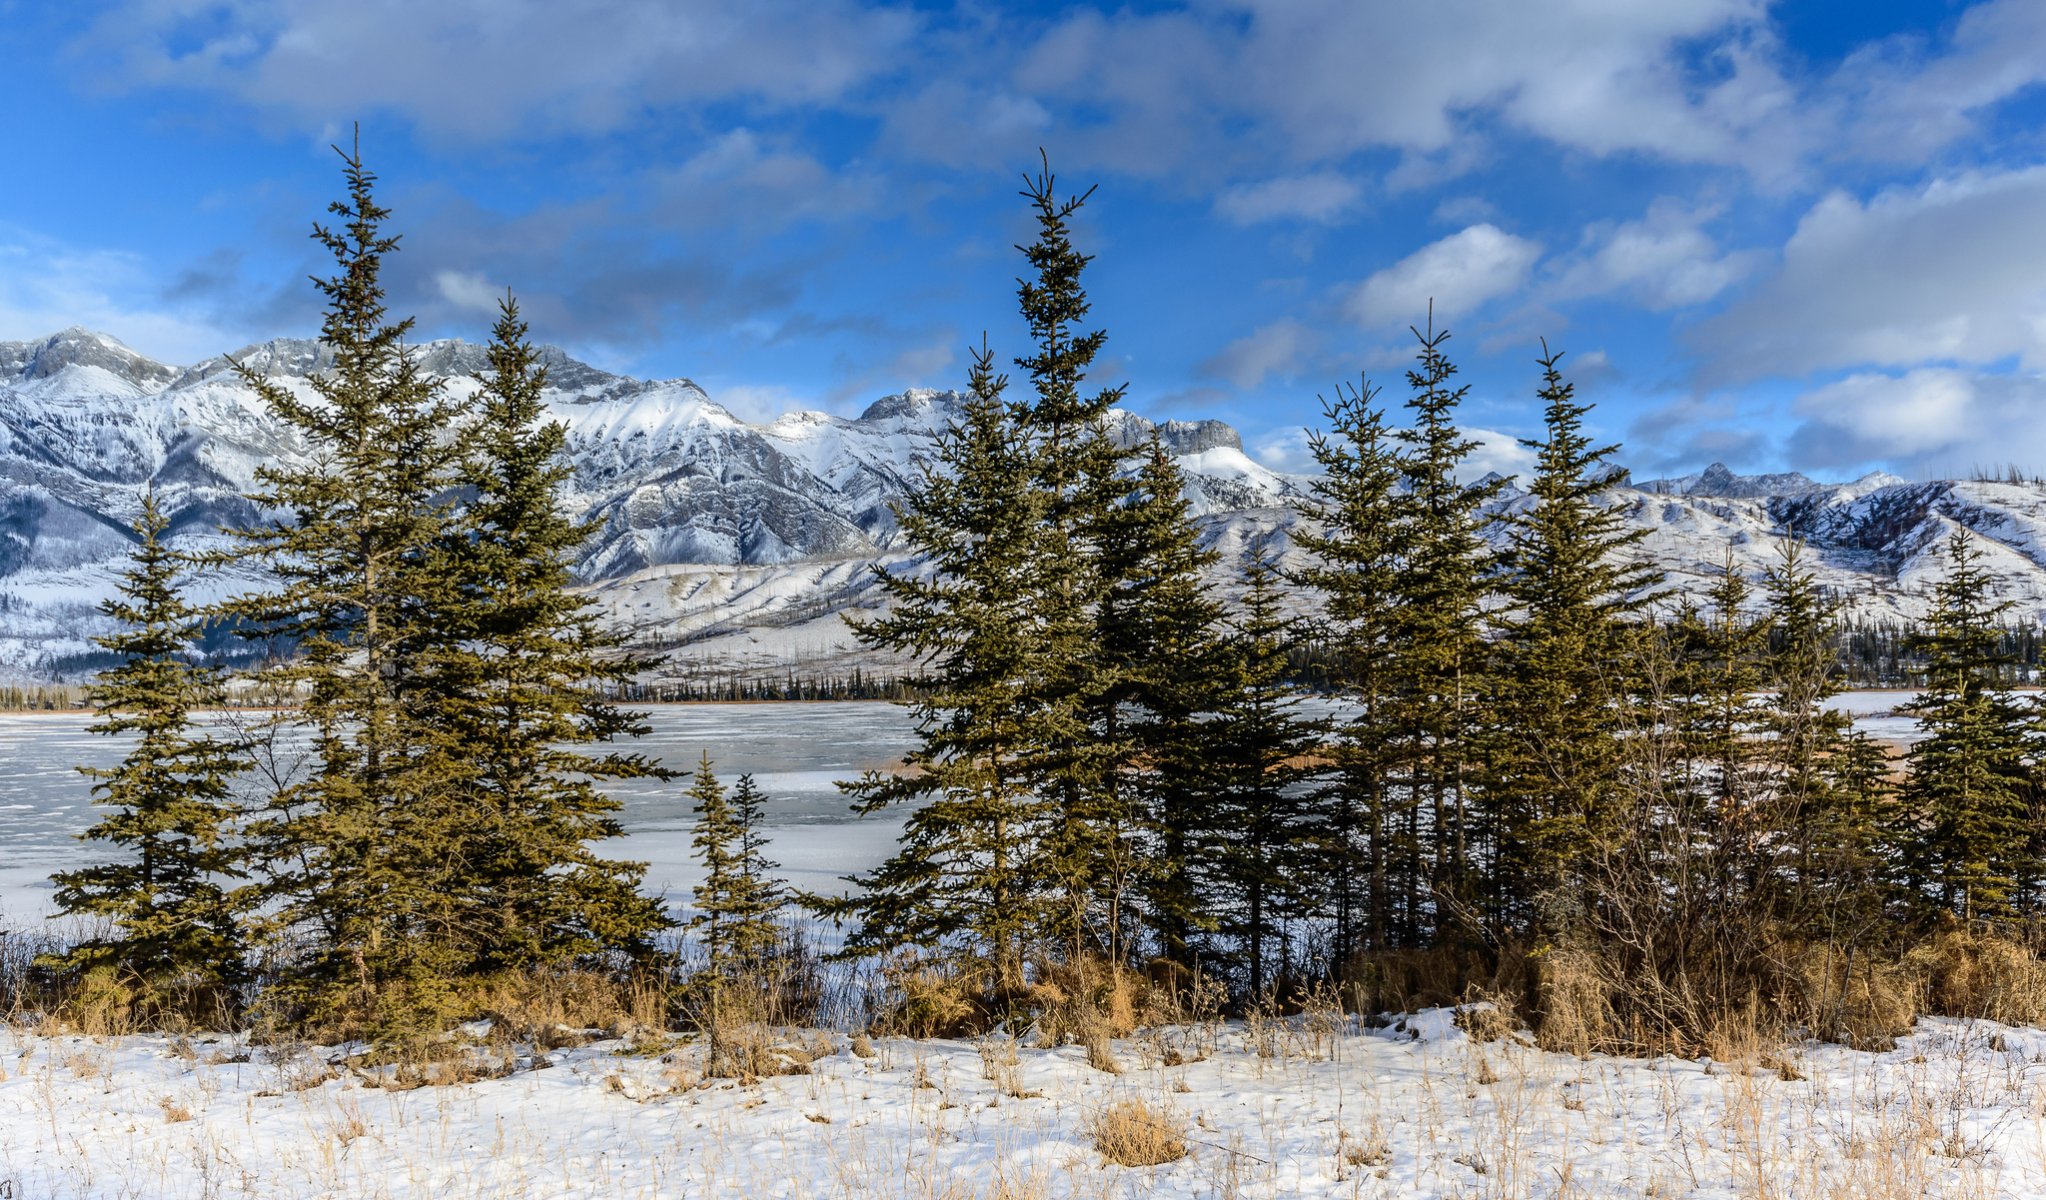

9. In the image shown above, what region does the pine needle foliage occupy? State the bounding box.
[44,494,247,1025]
[410,295,669,973]
[1894,529,2041,923]
[224,136,478,1037]
[1388,316,1506,940]
[825,342,1051,991]
[687,757,784,977]
[1485,341,1662,940]
[1291,380,1412,961]
[1192,547,1324,998]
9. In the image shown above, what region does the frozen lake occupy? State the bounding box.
[0,702,921,926]
[0,692,1932,928]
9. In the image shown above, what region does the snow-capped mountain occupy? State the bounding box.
[1,327,2042,681]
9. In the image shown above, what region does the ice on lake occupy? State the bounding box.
[0,702,920,924]
[0,694,1933,927]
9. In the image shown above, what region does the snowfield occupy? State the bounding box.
[3,1008,2044,1198]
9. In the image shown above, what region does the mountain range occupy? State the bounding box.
[0,327,2039,682]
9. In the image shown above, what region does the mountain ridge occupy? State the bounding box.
[0,328,2040,682]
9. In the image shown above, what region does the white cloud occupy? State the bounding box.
[1786,367,2046,476]
[862,0,1827,185]
[653,129,884,234]
[1828,0,2046,164]
[708,382,811,423]
[1784,367,2046,476]
[1214,173,1362,226]
[0,225,242,365]
[1344,224,1541,329]
[1459,426,1537,483]
[76,0,918,142]
[1695,165,2046,381]
[1249,426,1318,474]
[433,269,503,316]
[1550,200,1760,310]
[1199,319,1318,389]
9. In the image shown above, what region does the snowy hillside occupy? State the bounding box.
[2,327,2044,680]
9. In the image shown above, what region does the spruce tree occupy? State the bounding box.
[1486,343,1661,940]
[1100,438,1227,970]
[1893,529,2040,922]
[1008,157,1134,963]
[823,343,1051,996]
[1763,536,1887,941]
[1387,318,1504,940]
[46,495,247,1024]
[1290,381,1412,959]
[688,757,784,980]
[410,295,669,974]
[1192,548,1323,997]
[226,136,474,1036]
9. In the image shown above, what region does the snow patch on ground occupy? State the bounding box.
[2,1011,2043,1197]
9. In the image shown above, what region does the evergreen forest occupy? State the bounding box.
[21,141,2046,1062]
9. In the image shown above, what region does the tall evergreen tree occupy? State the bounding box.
[1106,439,1228,970]
[1893,529,2040,922]
[226,136,474,1035]
[1763,536,1887,941]
[824,344,1051,996]
[45,495,247,1024]
[1192,548,1324,997]
[1291,381,1412,959]
[410,295,669,974]
[1387,317,1505,939]
[1008,157,1135,962]
[1486,342,1661,940]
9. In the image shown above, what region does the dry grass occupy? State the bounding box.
[1908,928,2046,1027]
[1086,1097,1189,1167]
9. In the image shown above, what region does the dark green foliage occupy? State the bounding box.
[688,758,784,977]
[1114,440,1229,969]
[1893,529,2041,923]
[411,296,669,972]
[824,343,1050,989]
[1387,318,1506,941]
[1009,158,1137,961]
[225,140,475,1036]
[44,495,247,1025]
[1763,536,1888,941]
[1485,342,1662,938]
[1290,381,1411,961]
[1190,548,1324,998]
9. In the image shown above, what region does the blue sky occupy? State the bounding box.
[5,1,2046,481]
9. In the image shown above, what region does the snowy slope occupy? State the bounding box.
[7,327,2046,680]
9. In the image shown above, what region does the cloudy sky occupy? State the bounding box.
[5,0,2045,480]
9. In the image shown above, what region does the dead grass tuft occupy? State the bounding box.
[1908,928,2046,1027]
[1087,1098,1189,1167]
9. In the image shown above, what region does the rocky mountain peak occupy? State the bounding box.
[0,328,178,390]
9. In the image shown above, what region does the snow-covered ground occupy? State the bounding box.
[2,1007,2043,1198]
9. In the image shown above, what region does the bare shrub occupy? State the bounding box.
[1087,1098,1189,1167]
[1531,948,1613,1056]
[868,954,987,1038]
[1453,996,1518,1044]
[1907,928,2046,1027]
[1029,956,1145,1049]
